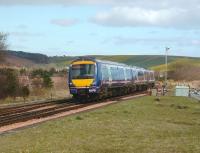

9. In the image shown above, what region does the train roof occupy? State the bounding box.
[72,56,153,72]
[72,56,127,66]
[96,59,127,67]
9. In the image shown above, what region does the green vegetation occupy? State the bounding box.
[20,86,30,102]
[31,69,54,88]
[1,96,200,153]
[0,68,20,99]
[0,68,56,104]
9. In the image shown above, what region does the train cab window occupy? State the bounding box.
[71,64,95,79]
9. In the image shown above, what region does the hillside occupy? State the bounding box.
[49,55,199,68]
[0,50,49,68]
[151,58,200,80]
[151,58,200,71]
[0,50,199,69]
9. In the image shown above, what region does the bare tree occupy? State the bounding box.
[0,32,7,50]
[0,32,7,62]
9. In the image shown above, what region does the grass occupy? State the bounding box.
[0,96,200,153]
[151,58,200,72]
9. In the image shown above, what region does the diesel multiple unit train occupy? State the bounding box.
[68,57,155,100]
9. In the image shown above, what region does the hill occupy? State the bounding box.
[0,50,199,70]
[0,50,49,68]
[151,58,200,80]
[49,55,199,68]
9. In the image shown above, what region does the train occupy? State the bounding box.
[68,57,155,100]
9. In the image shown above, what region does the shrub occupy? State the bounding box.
[20,86,30,102]
[0,68,20,100]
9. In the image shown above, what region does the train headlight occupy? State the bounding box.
[69,82,75,87]
[89,88,97,93]
[92,81,96,86]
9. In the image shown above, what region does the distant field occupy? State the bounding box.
[1,96,200,153]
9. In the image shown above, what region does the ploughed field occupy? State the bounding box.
[0,96,200,153]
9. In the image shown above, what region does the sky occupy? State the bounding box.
[0,0,200,57]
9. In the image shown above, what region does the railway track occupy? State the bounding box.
[0,98,71,117]
[0,92,147,128]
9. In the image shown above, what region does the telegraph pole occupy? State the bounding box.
[165,47,170,87]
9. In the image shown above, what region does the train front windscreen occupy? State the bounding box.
[71,64,95,79]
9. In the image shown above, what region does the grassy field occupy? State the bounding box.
[151,58,200,72]
[0,96,200,153]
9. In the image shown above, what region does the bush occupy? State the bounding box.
[31,69,54,89]
[0,68,20,100]
[43,73,53,88]
[20,86,30,102]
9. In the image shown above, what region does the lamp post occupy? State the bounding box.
[165,47,170,87]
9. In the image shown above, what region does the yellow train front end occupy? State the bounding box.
[68,58,98,99]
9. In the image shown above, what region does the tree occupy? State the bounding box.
[49,67,56,75]
[0,33,7,62]
[21,86,30,102]
[20,68,27,75]
[43,73,53,88]
[0,68,20,100]
[31,69,54,89]
[0,32,7,50]
[0,73,7,99]
[6,69,20,100]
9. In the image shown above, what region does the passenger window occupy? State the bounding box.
[126,69,132,80]
[102,66,109,81]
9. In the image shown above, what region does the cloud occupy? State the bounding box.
[1,0,200,29]
[0,0,199,9]
[112,36,200,48]
[92,7,200,28]
[16,24,28,29]
[0,0,109,6]
[50,19,78,27]
[10,31,45,37]
[113,36,174,45]
[66,40,74,44]
[191,39,200,46]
